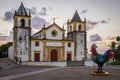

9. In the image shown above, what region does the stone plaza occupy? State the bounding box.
[0,58,120,80]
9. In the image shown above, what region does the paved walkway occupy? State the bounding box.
[0,58,17,69]
[0,58,120,80]
[0,67,59,80]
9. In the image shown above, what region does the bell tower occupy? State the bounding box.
[13,2,31,61]
[67,10,87,61]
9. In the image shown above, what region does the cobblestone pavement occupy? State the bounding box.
[0,58,120,80]
[10,66,120,80]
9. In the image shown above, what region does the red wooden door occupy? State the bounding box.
[51,50,57,61]
[34,53,40,61]
[67,53,71,61]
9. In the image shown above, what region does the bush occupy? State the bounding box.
[110,61,120,65]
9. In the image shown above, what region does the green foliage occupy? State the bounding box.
[109,41,116,51]
[116,36,120,41]
[109,36,120,65]
[110,61,120,65]
[0,42,13,52]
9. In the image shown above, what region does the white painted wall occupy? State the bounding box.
[46,26,62,40]
[31,41,43,61]
[76,23,84,31]
[65,42,74,61]
[17,28,29,61]
[76,32,85,60]
[18,18,29,27]
[46,42,62,46]
[8,45,14,60]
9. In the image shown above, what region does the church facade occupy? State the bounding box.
[13,3,87,63]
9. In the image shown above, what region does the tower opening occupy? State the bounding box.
[21,19,25,27]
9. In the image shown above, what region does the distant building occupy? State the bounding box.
[10,3,87,66]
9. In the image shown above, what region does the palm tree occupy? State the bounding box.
[0,42,13,58]
[109,41,116,50]
[109,41,116,62]
[116,36,120,41]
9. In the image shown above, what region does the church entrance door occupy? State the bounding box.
[34,53,40,61]
[51,49,57,61]
[67,53,71,61]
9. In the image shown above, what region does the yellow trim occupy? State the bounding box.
[45,23,65,31]
[14,16,30,19]
[31,39,74,42]
[47,47,63,61]
[84,22,86,32]
[62,41,65,61]
[43,40,46,61]
[73,22,76,31]
[70,26,72,32]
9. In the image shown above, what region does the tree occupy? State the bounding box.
[116,36,120,42]
[109,36,120,65]
[0,42,13,58]
[109,41,117,62]
[109,41,116,51]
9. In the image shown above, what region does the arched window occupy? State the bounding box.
[21,19,25,27]
[79,25,81,31]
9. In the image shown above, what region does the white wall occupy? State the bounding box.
[18,18,29,27]
[46,42,62,46]
[17,28,29,61]
[76,32,85,60]
[76,23,84,31]
[31,41,43,61]
[46,26,63,40]
[65,42,74,61]
[8,45,14,60]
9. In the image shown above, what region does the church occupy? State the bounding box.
[12,3,87,65]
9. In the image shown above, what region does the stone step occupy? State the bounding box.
[67,61,84,67]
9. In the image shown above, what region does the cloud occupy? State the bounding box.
[81,9,88,14]
[31,16,50,29]
[101,18,111,24]
[39,7,47,16]
[90,34,102,41]
[49,6,52,10]
[106,36,116,40]
[87,20,99,30]
[101,20,108,24]
[108,18,111,21]
[26,7,37,15]
[3,11,14,21]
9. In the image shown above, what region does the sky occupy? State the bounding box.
[0,0,120,53]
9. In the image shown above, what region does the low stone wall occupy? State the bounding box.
[84,60,97,66]
[20,60,97,67]
[22,61,67,67]
[67,61,84,66]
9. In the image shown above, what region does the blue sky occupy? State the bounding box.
[0,0,120,53]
